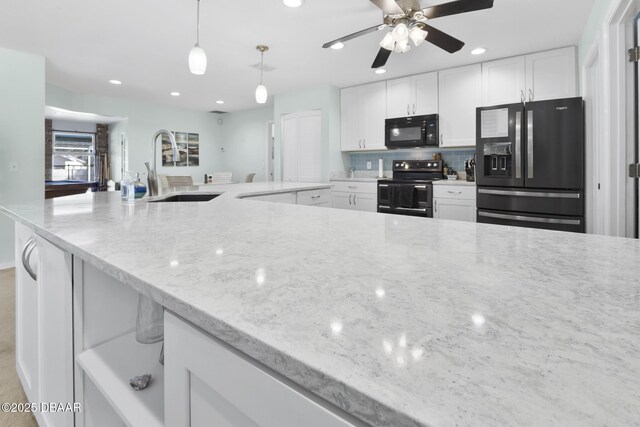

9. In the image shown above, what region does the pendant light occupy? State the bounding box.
[255,45,269,104]
[189,0,207,75]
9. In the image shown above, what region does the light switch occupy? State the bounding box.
[9,161,18,172]
[366,161,372,170]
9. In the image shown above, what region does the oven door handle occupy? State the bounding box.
[379,206,428,213]
[478,189,581,199]
[379,184,389,188]
[478,211,581,225]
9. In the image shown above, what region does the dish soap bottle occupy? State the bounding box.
[134,173,147,199]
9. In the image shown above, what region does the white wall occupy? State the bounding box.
[217,106,273,182]
[46,85,222,183]
[51,119,97,133]
[273,85,348,182]
[0,47,45,268]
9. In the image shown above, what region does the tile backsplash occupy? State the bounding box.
[350,148,475,174]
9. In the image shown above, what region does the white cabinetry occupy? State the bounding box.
[164,312,356,427]
[282,110,322,182]
[386,72,438,118]
[340,82,386,151]
[15,222,74,427]
[297,188,331,207]
[482,47,577,106]
[438,64,482,147]
[433,185,477,222]
[331,181,378,212]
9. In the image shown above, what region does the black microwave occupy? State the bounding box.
[385,114,439,149]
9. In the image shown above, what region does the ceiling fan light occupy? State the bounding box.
[394,39,411,54]
[391,23,409,42]
[379,32,395,51]
[255,84,268,104]
[409,27,428,47]
[189,45,207,75]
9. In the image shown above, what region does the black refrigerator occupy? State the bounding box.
[475,97,585,233]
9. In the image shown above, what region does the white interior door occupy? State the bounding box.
[281,114,298,182]
[636,19,640,236]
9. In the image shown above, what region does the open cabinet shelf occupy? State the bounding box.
[76,331,164,427]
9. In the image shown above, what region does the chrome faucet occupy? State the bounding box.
[146,129,179,196]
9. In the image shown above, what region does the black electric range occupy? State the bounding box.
[377,160,444,217]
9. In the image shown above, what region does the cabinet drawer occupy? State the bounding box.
[165,312,357,427]
[297,188,331,206]
[433,185,476,200]
[331,181,377,194]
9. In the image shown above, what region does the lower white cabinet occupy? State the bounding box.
[15,222,74,427]
[433,185,477,222]
[331,181,377,212]
[297,188,331,207]
[164,312,356,427]
[243,192,297,204]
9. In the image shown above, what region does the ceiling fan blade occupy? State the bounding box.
[322,24,387,49]
[372,48,392,68]
[422,0,493,20]
[369,0,404,15]
[419,23,465,53]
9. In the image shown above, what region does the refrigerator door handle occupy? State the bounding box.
[515,111,522,179]
[478,211,581,226]
[527,110,534,179]
[478,189,581,199]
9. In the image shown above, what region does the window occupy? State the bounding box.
[52,132,96,182]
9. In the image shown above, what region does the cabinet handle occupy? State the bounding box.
[353,194,357,205]
[447,190,463,195]
[349,194,352,205]
[440,134,443,146]
[311,195,321,199]
[520,90,525,104]
[528,89,533,102]
[407,104,410,115]
[348,186,357,189]
[358,139,362,149]
[363,139,366,149]
[21,238,37,282]
[413,104,416,115]
[434,199,438,214]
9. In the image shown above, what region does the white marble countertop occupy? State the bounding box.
[432,179,476,186]
[2,182,640,427]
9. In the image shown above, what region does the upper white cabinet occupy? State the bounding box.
[282,110,322,182]
[340,82,386,151]
[482,47,577,106]
[386,72,438,118]
[438,64,482,148]
[525,47,577,102]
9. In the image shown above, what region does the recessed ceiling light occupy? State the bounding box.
[216,100,225,104]
[283,0,303,7]
[330,42,344,50]
[375,69,387,74]
[471,48,487,55]
[170,92,181,97]
[108,80,122,85]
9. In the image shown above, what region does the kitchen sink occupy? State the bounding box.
[150,194,219,203]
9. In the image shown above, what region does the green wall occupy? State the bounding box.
[0,47,45,267]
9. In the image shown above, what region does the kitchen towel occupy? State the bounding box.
[135,295,164,344]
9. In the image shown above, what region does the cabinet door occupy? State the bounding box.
[165,312,356,427]
[434,198,477,222]
[297,111,322,183]
[14,223,39,404]
[358,82,387,150]
[438,64,482,147]
[352,193,377,212]
[482,56,526,106]
[282,113,298,182]
[386,77,412,118]
[412,72,439,115]
[36,235,74,427]
[331,193,354,210]
[525,47,577,102]
[340,87,360,151]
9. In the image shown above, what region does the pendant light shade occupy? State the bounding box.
[255,84,268,104]
[189,0,207,75]
[189,44,207,75]
[255,45,269,104]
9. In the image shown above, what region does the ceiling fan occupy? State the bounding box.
[322,0,494,68]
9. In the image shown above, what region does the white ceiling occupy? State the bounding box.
[0,0,595,113]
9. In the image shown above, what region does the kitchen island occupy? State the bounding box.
[2,182,640,427]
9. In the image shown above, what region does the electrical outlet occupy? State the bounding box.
[9,161,18,172]
[366,161,372,170]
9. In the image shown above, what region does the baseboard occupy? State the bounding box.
[0,261,15,270]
